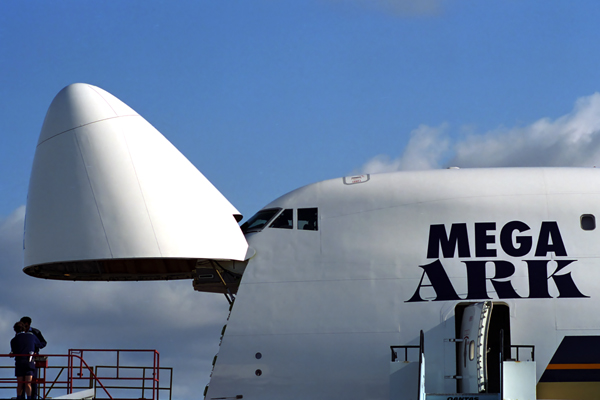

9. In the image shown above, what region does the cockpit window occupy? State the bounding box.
[241,208,281,234]
[298,208,318,231]
[269,209,293,229]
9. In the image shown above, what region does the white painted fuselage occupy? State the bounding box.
[206,168,600,399]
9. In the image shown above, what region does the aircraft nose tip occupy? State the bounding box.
[38,83,139,146]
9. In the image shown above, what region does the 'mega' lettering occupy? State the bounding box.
[408,221,586,302]
[426,221,567,259]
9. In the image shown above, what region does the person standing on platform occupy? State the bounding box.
[10,322,41,400]
[20,317,46,352]
[20,317,46,400]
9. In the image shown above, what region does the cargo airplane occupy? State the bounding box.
[23,84,600,400]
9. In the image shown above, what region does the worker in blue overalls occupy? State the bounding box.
[19,317,46,399]
[11,322,42,399]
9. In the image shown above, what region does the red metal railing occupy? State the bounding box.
[0,349,172,399]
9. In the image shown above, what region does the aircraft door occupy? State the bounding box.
[458,301,492,393]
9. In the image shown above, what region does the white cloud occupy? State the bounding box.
[361,124,450,173]
[359,93,600,173]
[0,207,230,399]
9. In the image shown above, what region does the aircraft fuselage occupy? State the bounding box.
[207,168,600,400]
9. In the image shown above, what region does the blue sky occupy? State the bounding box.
[3,0,600,398]
[4,1,600,219]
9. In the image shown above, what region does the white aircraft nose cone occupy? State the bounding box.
[38,83,138,145]
[25,83,248,281]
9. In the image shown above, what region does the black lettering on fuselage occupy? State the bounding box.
[427,221,568,259]
[535,221,567,257]
[446,397,479,400]
[464,260,521,299]
[407,260,460,302]
[408,221,587,302]
[527,260,588,298]
[500,221,532,257]
[475,222,496,257]
[427,223,470,259]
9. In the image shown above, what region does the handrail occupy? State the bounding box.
[94,366,173,397]
[500,329,504,400]
[0,349,171,399]
[45,366,65,397]
[390,345,420,362]
[68,353,113,399]
[3,353,112,399]
[510,345,535,361]
[390,331,425,362]
[418,330,425,400]
[69,349,162,399]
